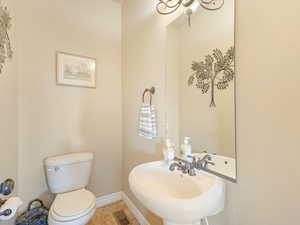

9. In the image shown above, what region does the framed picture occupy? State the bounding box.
[56,52,97,88]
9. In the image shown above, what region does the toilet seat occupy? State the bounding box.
[50,189,96,222]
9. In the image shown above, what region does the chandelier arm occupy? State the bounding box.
[157,0,183,9]
[200,0,224,10]
[200,0,215,4]
[156,1,182,15]
[156,0,224,15]
[182,0,195,7]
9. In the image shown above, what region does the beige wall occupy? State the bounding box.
[122,1,180,224]
[0,0,18,185]
[14,0,122,207]
[0,1,18,224]
[166,26,180,147]
[122,0,300,225]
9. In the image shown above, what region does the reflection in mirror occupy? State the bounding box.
[165,0,236,181]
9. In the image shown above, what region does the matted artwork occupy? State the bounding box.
[56,52,97,88]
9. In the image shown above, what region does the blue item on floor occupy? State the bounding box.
[16,199,49,225]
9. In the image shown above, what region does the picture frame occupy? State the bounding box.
[56,52,97,88]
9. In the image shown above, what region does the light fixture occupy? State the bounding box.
[184,1,199,26]
[156,0,224,15]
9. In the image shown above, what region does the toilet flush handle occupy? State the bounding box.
[47,166,60,172]
[0,179,15,196]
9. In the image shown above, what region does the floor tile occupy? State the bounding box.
[87,201,140,225]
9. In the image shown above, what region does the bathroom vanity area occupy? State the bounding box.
[129,0,236,224]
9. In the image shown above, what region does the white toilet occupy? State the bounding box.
[44,152,96,225]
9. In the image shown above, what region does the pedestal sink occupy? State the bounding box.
[129,161,225,225]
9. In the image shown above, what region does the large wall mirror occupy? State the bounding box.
[165,0,236,181]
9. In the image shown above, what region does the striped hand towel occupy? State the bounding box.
[138,103,157,139]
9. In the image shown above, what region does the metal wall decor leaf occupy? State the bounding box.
[0,1,13,74]
[188,46,235,107]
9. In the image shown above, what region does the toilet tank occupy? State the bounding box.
[44,152,94,194]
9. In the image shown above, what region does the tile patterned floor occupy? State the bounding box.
[88,201,140,225]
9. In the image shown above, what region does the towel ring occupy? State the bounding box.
[142,87,155,105]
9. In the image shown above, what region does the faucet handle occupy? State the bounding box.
[0,209,12,217]
[0,179,15,196]
[187,155,197,161]
[206,155,212,161]
[203,160,215,168]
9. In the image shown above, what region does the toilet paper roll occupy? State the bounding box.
[0,197,23,221]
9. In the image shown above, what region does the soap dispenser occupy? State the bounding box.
[180,137,192,159]
[163,138,175,165]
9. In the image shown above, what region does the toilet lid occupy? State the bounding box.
[53,189,95,218]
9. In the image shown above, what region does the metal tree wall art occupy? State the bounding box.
[188,46,234,107]
[0,1,12,74]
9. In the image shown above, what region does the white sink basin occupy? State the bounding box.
[129,161,225,225]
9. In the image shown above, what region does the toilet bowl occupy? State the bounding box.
[48,189,96,225]
[44,152,96,225]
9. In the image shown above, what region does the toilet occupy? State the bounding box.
[44,152,96,225]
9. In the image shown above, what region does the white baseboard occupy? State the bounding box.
[121,192,151,225]
[96,192,122,208]
[96,191,150,225]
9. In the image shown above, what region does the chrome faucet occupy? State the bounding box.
[196,155,215,168]
[169,155,215,176]
[169,157,197,176]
